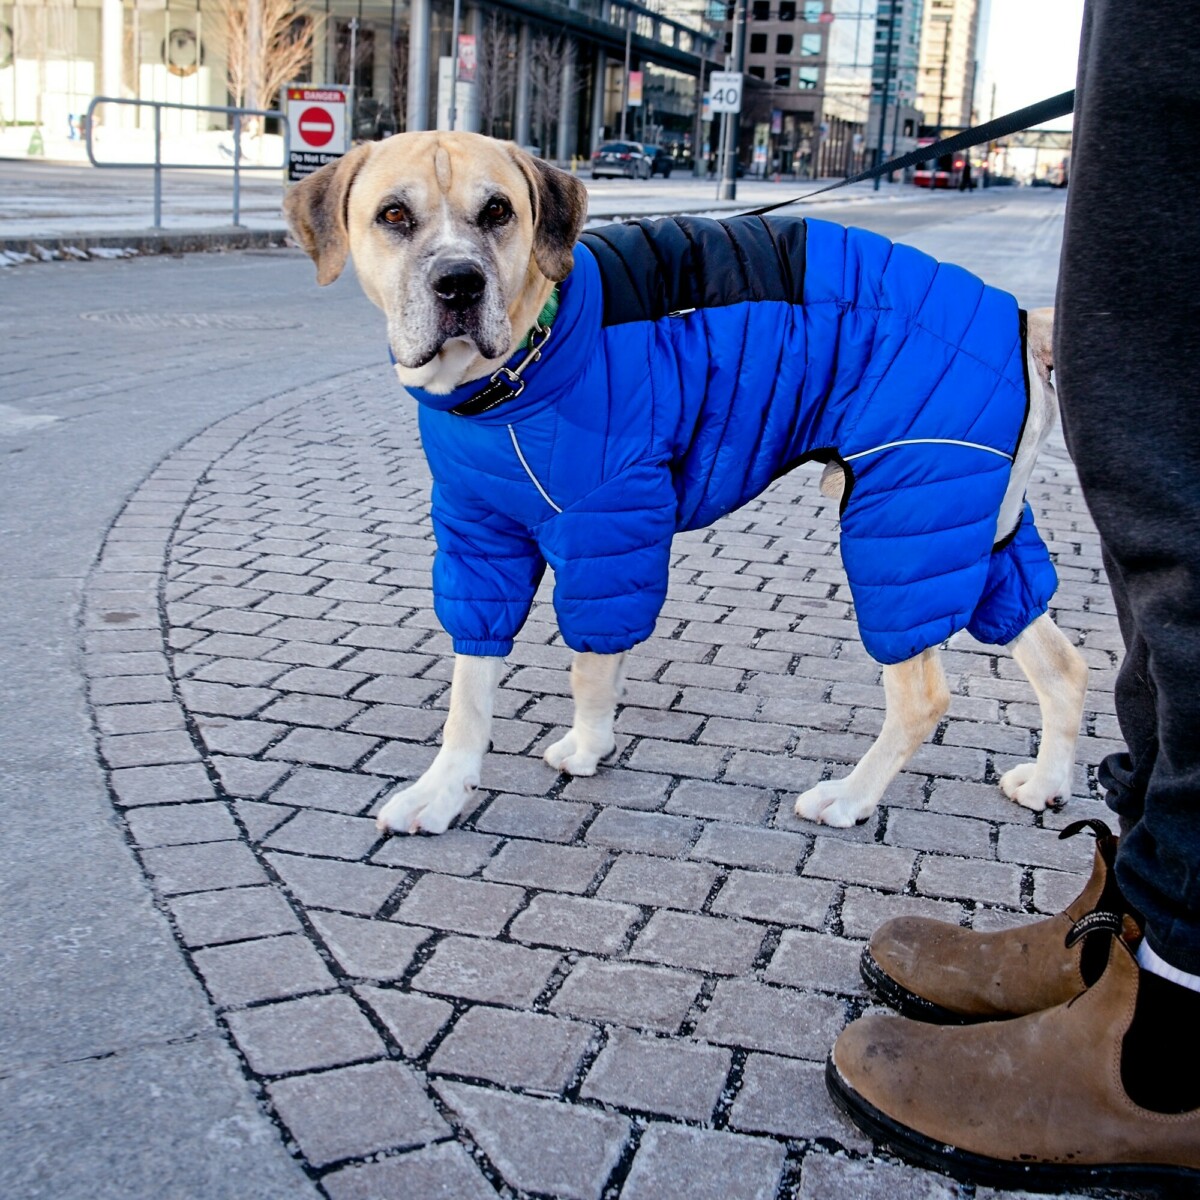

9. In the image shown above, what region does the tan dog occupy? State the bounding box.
[286,131,1087,836]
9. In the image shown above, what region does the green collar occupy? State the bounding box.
[517,287,560,349]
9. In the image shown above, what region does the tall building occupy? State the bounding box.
[866,0,923,157]
[914,0,982,131]
[0,0,720,165]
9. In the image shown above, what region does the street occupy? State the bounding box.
[1,187,1124,1199]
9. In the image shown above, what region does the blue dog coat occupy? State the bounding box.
[403,215,1056,664]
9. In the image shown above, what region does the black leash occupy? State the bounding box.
[741,89,1075,217]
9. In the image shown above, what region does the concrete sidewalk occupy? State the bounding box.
[2,190,1127,1199]
[0,155,943,262]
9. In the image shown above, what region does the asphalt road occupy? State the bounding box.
[1,188,1084,1199]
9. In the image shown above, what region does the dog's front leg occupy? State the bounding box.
[376,654,503,835]
[544,651,626,776]
[795,649,949,827]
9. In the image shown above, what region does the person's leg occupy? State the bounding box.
[1054,0,1200,977]
[825,2,1200,1183]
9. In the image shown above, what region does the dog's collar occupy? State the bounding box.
[447,288,560,418]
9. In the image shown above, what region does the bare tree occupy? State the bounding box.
[528,31,574,159]
[216,0,319,124]
[475,12,518,140]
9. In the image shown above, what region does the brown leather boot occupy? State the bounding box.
[828,934,1200,1193]
[862,818,1130,1023]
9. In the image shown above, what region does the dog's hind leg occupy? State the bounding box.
[545,651,626,776]
[795,648,949,827]
[999,613,1088,811]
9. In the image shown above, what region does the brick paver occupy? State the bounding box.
[78,345,1116,1197]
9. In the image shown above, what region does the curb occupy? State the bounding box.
[1,226,294,265]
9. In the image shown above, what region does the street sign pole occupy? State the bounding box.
[718,0,749,201]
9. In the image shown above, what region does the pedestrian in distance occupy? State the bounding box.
[824,0,1200,1192]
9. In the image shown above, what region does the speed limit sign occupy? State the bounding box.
[709,71,743,114]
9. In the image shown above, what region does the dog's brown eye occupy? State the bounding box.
[480,198,513,227]
[379,205,411,228]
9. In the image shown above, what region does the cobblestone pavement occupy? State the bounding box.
[9,189,1134,1198]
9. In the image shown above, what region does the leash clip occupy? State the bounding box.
[487,319,552,400]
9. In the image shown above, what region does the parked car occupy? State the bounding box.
[591,141,651,179]
[641,144,675,177]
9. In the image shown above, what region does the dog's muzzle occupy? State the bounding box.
[431,259,487,313]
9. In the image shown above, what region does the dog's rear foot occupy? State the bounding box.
[794,779,878,828]
[999,762,1067,812]
[544,730,613,777]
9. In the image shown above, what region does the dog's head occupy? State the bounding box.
[284,132,589,393]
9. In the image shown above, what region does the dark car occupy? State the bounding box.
[641,144,675,177]
[591,141,650,180]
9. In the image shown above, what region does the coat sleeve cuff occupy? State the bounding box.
[451,638,513,657]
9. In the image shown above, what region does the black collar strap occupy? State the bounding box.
[449,318,553,417]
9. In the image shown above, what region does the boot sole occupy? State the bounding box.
[859,947,988,1025]
[825,1055,1200,1197]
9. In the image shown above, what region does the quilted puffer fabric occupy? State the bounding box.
[404,215,1057,664]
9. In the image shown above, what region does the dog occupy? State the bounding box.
[284,131,1087,836]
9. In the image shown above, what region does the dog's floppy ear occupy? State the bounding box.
[508,145,589,282]
[284,142,373,286]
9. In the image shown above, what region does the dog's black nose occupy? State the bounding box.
[432,262,486,310]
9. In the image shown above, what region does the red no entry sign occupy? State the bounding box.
[298,106,335,148]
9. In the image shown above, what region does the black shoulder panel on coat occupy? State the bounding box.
[578,214,808,326]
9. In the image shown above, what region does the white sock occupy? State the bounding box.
[1137,938,1200,994]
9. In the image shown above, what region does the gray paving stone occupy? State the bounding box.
[263,810,381,860]
[195,716,285,756]
[225,992,385,1075]
[729,1054,871,1150]
[551,959,701,1033]
[562,769,672,810]
[797,1153,963,1199]
[435,1082,629,1200]
[711,870,834,928]
[344,704,446,740]
[1034,866,1089,914]
[322,1143,495,1200]
[483,840,608,894]
[885,808,995,858]
[139,839,266,895]
[88,674,175,705]
[693,979,844,1059]
[622,1124,785,1200]
[373,828,500,875]
[125,801,238,847]
[803,839,916,890]
[354,986,454,1057]
[269,1060,448,1168]
[310,911,431,980]
[840,888,966,940]
[265,727,380,769]
[510,893,640,955]
[690,824,809,873]
[234,799,295,841]
[630,910,765,975]
[100,730,199,769]
[266,851,406,917]
[258,693,365,727]
[595,853,718,911]
[412,936,561,1006]
[476,793,592,843]
[626,739,727,778]
[765,929,866,995]
[664,779,774,824]
[586,808,701,857]
[193,934,336,1007]
[269,766,386,814]
[395,873,525,937]
[580,1029,731,1121]
[168,885,303,948]
[179,680,276,718]
[430,1006,595,1093]
[210,757,291,801]
[273,666,370,697]
[998,823,1094,873]
[917,854,1024,907]
[94,701,186,736]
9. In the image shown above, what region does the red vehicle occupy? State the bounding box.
[914,146,966,189]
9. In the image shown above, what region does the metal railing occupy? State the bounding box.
[84,97,290,229]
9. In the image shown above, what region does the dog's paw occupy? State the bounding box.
[999,762,1066,812]
[544,730,613,777]
[376,764,478,835]
[794,780,878,828]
